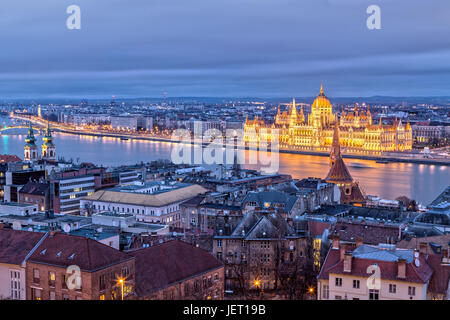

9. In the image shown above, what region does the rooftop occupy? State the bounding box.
[128,240,223,297]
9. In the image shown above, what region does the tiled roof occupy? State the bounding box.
[243,191,298,212]
[325,158,353,183]
[353,245,413,262]
[19,181,49,196]
[180,195,205,207]
[397,234,450,253]
[0,228,45,265]
[214,211,297,240]
[28,232,133,271]
[129,240,223,297]
[330,221,400,245]
[318,245,434,284]
[426,254,450,294]
[308,220,330,237]
[0,154,22,163]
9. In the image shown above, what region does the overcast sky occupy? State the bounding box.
[1,0,450,99]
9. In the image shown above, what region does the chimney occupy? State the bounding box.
[355,237,363,248]
[340,244,346,261]
[49,230,58,237]
[442,249,449,264]
[343,253,352,272]
[397,259,406,279]
[419,242,428,255]
[331,235,340,249]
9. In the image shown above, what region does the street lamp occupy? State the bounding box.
[116,277,125,300]
[254,279,262,298]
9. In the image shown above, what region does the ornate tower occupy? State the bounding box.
[289,98,298,127]
[42,122,56,160]
[330,119,341,167]
[24,124,39,161]
[325,121,365,205]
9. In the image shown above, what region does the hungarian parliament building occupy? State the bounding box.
[244,84,413,154]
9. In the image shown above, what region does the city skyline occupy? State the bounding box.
[1,0,450,99]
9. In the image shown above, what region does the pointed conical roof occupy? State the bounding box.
[326,120,353,183]
[330,118,341,164]
[325,157,354,183]
[290,98,298,117]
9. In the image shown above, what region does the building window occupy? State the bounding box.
[33,268,40,284]
[100,294,105,300]
[99,274,106,291]
[31,288,41,300]
[122,266,130,278]
[62,274,68,289]
[323,285,329,299]
[63,294,70,300]
[50,291,56,300]
[369,289,379,300]
[49,271,56,287]
[217,239,222,247]
[389,284,396,294]
[10,270,21,300]
[353,280,360,289]
[408,286,416,296]
[335,278,342,287]
[335,295,342,300]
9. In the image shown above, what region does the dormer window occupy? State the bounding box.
[40,249,47,255]
[56,251,61,258]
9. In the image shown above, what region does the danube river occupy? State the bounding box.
[0,118,448,205]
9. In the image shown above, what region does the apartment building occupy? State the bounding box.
[18,181,51,212]
[110,116,138,131]
[51,174,95,215]
[80,183,208,227]
[0,228,46,300]
[212,211,309,292]
[26,231,135,300]
[317,236,450,300]
[129,240,224,300]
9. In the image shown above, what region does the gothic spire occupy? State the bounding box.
[330,116,341,166]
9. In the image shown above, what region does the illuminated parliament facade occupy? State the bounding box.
[244,85,413,154]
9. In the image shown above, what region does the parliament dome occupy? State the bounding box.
[311,83,332,110]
